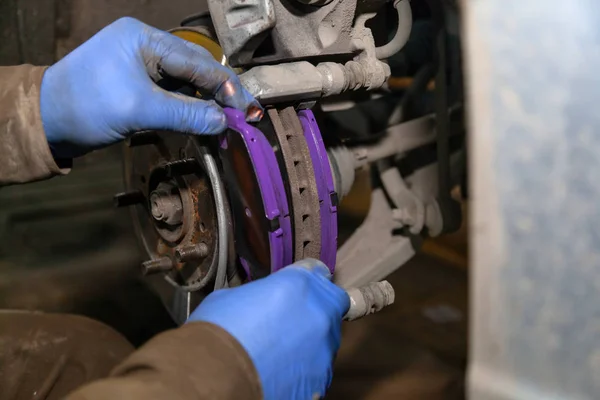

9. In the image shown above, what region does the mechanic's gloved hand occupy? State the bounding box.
[40,17,260,158]
[188,259,350,400]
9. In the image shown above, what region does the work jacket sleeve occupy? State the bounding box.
[65,322,263,400]
[0,65,70,186]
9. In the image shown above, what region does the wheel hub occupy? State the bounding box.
[116,107,339,324]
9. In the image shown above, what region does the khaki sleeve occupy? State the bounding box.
[0,65,70,186]
[66,322,263,400]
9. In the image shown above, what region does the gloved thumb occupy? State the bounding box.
[290,258,333,280]
[137,87,227,135]
[283,258,350,321]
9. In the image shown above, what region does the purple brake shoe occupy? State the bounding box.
[221,108,293,278]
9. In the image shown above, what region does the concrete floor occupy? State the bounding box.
[329,253,467,400]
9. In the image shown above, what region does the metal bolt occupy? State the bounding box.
[344,281,395,321]
[164,158,198,177]
[149,190,183,225]
[141,257,173,275]
[175,243,209,263]
[113,190,145,208]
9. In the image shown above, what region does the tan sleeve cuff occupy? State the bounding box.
[66,322,262,400]
[0,65,70,186]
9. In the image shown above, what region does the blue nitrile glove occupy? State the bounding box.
[40,17,260,158]
[188,259,350,400]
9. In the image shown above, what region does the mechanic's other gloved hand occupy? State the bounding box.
[188,259,350,400]
[40,17,260,158]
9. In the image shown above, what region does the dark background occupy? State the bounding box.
[0,0,205,65]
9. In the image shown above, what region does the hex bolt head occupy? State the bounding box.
[149,193,165,220]
[141,257,173,276]
[175,243,209,263]
[149,190,183,225]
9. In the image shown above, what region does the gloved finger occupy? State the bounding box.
[137,88,227,134]
[139,27,263,120]
[281,262,350,317]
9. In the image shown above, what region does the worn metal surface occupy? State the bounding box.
[124,132,221,291]
[199,143,231,291]
[240,58,390,104]
[207,0,275,67]
[142,256,174,275]
[232,0,394,103]
[344,280,395,321]
[208,0,370,67]
[269,108,322,261]
[335,145,458,288]
[381,167,427,235]
[352,114,438,169]
[335,188,416,289]
[149,183,185,226]
[240,62,323,104]
[349,12,391,89]
[374,0,412,60]
[465,1,600,399]
[327,146,356,201]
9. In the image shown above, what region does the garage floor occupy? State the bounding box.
[330,253,467,399]
[0,252,468,400]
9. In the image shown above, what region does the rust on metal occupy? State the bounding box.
[223,129,271,270]
[124,131,218,289]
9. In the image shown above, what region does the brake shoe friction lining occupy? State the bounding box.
[268,107,322,261]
